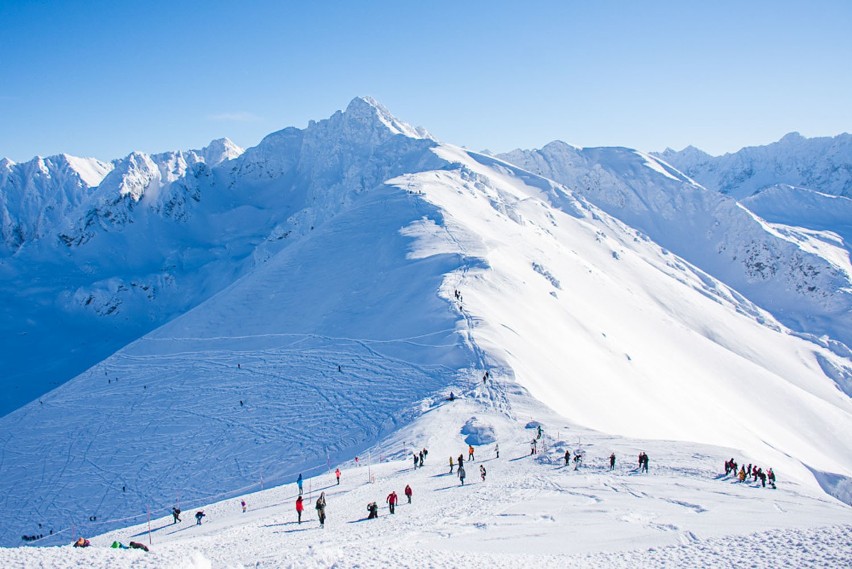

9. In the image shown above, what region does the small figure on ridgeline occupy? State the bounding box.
[195,511,205,525]
[172,507,181,524]
[297,473,303,496]
[468,444,475,462]
[610,453,616,471]
[405,484,413,504]
[296,495,304,524]
[386,490,398,514]
[458,465,466,486]
[449,456,454,473]
[316,492,327,528]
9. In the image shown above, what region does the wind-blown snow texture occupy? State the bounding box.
[499,141,852,352]
[0,99,850,565]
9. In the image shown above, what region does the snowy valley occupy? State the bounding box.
[0,98,850,567]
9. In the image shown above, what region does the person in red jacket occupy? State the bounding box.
[295,495,304,524]
[404,484,413,504]
[335,468,341,485]
[386,490,398,514]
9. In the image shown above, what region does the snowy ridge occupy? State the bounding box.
[655,132,852,199]
[498,141,852,350]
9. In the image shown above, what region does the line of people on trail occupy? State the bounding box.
[725,458,776,488]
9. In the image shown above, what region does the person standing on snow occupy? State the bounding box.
[386,490,398,514]
[531,438,537,455]
[195,511,205,525]
[335,468,341,485]
[297,473,303,496]
[316,492,327,528]
[172,507,181,524]
[458,465,466,486]
[468,445,475,461]
[449,456,454,473]
[564,450,571,466]
[404,484,413,504]
[413,452,419,469]
[296,495,304,524]
[495,443,499,458]
[610,453,616,470]
[241,500,247,513]
[480,465,487,482]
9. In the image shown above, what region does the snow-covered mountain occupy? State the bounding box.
[0,98,850,555]
[655,132,852,199]
[498,142,852,354]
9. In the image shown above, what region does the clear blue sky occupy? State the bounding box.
[1,0,850,162]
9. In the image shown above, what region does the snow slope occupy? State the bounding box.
[498,142,852,351]
[2,370,850,568]
[1,105,850,555]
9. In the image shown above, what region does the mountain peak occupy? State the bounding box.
[198,137,244,166]
[343,96,432,140]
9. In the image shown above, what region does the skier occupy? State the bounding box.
[297,473,303,496]
[241,500,247,513]
[610,453,616,470]
[449,456,454,473]
[480,464,487,482]
[458,465,466,486]
[195,511,205,525]
[316,491,327,528]
[367,501,379,519]
[468,444,475,462]
[296,495,304,524]
[404,484,413,504]
[386,490,398,514]
[335,468,341,485]
[172,507,181,524]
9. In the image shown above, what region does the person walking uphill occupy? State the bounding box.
[316,491,327,528]
[468,445,475,462]
[335,468,341,485]
[458,465,466,486]
[297,473,303,496]
[449,456,454,473]
[172,507,181,524]
[405,484,413,504]
[386,490,398,514]
[296,495,304,524]
[195,511,205,525]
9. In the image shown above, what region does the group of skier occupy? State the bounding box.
[725,458,776,488]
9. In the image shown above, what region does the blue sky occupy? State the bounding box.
[1,0,850,162]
